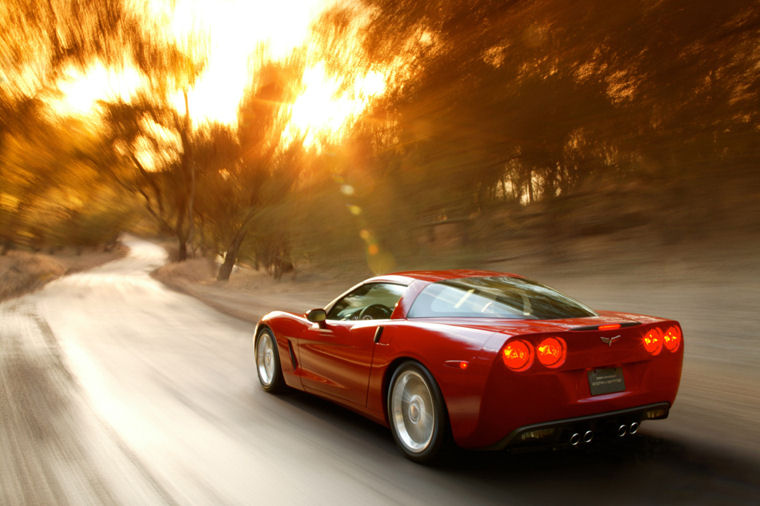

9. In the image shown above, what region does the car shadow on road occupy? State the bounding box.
[270,386,760,504]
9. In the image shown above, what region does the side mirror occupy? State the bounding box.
[306,308,327,323]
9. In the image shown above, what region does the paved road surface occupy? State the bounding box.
[1,237,758,505]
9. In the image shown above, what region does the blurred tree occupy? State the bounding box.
[0,104,130,252]
[359,0,760,242]
[0,0,201,255]
[0,98,58,252]
[191,123,240,257]
[94,4,204,261]
[0,0,189,97]
[195,62,304,281]
[2,0,758,272]
[100,91,198,260]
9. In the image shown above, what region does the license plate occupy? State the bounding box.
[588,367,625,395]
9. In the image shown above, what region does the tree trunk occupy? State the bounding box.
[174,88,195,263]
[175,204,188,261]
[216,250,236,281]
[216,210,257,281]
[183,89,197,254]
[217,230,247,281]
[177,236,188,262]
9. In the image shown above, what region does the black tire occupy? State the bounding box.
[387,361,449,463]
[254,328,285,393]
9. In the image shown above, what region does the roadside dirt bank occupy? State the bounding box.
[0,245,128,302]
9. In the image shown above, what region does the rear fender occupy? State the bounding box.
[367,322,497,442]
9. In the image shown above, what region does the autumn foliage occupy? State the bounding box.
[0,0,758,276]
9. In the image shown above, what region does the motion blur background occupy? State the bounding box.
[1,0,758,276]
[2,2,760,503]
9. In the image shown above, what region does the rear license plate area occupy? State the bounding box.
[588,367,625,395]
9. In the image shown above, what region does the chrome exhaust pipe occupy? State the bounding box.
[629,421,640,435]
[569,432,581,446]
[583,430,594,444]
[617,424,628,438]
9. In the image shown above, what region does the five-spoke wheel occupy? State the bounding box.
[388,361,448,462]
[255,328,284,393]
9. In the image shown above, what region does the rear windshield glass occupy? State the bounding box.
[407,276,596,320]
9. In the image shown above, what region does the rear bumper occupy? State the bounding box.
[485,402,670,450]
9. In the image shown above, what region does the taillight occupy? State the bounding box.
[642,328,664,355]
[536,337,567,368]
[663,326,682,352]
[502,340,534,371]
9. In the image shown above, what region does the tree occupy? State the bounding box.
[0,0,204,255]
[195,61,304,281]
[100,90,199,260]
[356,0,760,237]
[0,102,130,253]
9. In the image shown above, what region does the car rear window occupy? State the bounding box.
[407,276,596,320]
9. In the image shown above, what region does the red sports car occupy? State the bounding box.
[253,270,683,462]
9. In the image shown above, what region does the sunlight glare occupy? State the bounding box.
[158,0,334,126]
[52,0,399,150]
[49,61,145,117]
[284,63,388,149]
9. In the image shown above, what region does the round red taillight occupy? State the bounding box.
[663,326,682,352]
[502,340,534,372]
[537,337,567,368]
[642,328,664,355]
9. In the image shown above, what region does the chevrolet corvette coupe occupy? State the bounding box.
[253,270,683,462]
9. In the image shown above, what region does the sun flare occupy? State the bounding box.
[157,0,332,127]
[283,62,388,149]
[48,61,146,117]
[49,0,396,151]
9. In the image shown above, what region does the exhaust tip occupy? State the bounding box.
[629,421,640,435]
[583,430,594,444]
[617,424,628,438]
[569,432,581,446]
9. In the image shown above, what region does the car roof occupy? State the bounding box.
[367,269,523,285]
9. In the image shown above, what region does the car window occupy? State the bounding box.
[327,283,406,321]
[408,276,596,319]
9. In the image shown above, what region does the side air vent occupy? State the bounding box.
[287,340,298,368]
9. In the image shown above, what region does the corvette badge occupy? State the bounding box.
[600,335,622,347]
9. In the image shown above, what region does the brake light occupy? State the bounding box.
[536,337,567,368]
[642,328,664,355]
[663,326,682,352]
[599,324,621,331]
[502,340,534,371]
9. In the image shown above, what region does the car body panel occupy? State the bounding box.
[298,319,378,405]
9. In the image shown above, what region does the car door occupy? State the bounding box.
[298,283,406,407]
